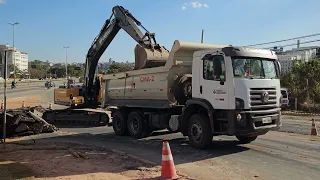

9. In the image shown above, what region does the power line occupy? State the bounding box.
[246,33,320,47]
[264,39,320,49]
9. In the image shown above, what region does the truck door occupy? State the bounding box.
[199,53,229,109]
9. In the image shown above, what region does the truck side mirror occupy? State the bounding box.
[220,75,225,85]
[220,60,226,85]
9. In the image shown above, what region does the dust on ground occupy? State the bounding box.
[0,141,190,180]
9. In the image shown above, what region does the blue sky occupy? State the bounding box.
[1,0,320,63]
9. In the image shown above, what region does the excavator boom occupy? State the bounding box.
[84,5,169,104]
[54,5,169,107]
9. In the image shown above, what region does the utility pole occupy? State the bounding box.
[8,22,19,83]
[63,46,69,80]
[201,29,204,43]
[2,48,11,148]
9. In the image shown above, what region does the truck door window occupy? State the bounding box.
[203,55,225,81]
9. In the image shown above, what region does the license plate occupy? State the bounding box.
[262,117,272,124]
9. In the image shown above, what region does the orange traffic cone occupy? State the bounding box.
[161,141,178,179]
[311,119,318,136]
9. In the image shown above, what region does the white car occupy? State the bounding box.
[281,88,289,107]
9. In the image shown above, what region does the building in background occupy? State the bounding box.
[0,44,29,77]
[272,46,320,75]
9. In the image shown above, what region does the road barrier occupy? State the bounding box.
[161,141,178,179]
[311,119,318,136]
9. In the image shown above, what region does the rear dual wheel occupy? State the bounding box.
[127,111,151,139]
[112,110,128,136]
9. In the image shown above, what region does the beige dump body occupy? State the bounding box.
[101,40,228,108]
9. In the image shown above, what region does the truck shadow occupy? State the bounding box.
[0,162,35,180]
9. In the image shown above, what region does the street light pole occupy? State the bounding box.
[2,48,11,148]
[63,46,69,80]
[8,22,19,83]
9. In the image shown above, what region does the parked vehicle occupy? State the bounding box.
[281,88,289,108]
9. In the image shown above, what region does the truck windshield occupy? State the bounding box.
[232,57,278,79]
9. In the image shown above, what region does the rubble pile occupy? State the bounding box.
[0,106,57,138]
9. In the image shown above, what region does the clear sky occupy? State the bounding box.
[1,0,320,63]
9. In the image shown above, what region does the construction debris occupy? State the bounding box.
[0,106,57,139]
[68,148,89,159]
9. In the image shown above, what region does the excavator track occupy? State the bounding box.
[42,109,111,127]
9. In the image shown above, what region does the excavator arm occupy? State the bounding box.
[84,5,169,104]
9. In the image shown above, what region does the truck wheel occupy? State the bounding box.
[174,79,192,105]
[236,135,257,144]
[188,113,212,149]
[127,111,147,139]
[112,110,128,136]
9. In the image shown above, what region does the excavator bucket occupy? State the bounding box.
[134,44,170,70]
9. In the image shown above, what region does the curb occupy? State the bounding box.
[282,111,320,116]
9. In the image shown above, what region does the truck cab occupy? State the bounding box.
[182,46,282,148]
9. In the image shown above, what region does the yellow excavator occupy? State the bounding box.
[54,74,103,107]
[53,5,169,108]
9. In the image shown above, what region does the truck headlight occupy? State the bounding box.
[235,98,244,109]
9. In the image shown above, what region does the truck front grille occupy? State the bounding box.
[249,87,277,111]
[248,88,280,128]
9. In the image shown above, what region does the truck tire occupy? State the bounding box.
[127,111,148,139]
[174,79,192,105]
[188,113,212,149]
[236,135,257,144]
[112,110,128,136]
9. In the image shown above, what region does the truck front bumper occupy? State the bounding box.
[227,108,282,136]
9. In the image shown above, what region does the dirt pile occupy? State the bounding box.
[0,141,192,180]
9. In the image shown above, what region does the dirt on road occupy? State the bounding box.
[0,140,189,180]
[1,96,46,109]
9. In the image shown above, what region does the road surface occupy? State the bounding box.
[14,124,319,180]
[2,84,320,180]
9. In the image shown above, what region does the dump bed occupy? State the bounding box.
[101,40,228,108]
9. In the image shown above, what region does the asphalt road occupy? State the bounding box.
[2,84,320,179]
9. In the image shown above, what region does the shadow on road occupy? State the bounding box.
[0,161,35,180]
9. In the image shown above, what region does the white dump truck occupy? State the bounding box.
[100,40,282,149]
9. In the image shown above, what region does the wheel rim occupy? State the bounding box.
[130,117,140,134]
[191,123,203,141]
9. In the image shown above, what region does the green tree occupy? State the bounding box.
[281,58,320,103]
[105,63,133,74]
